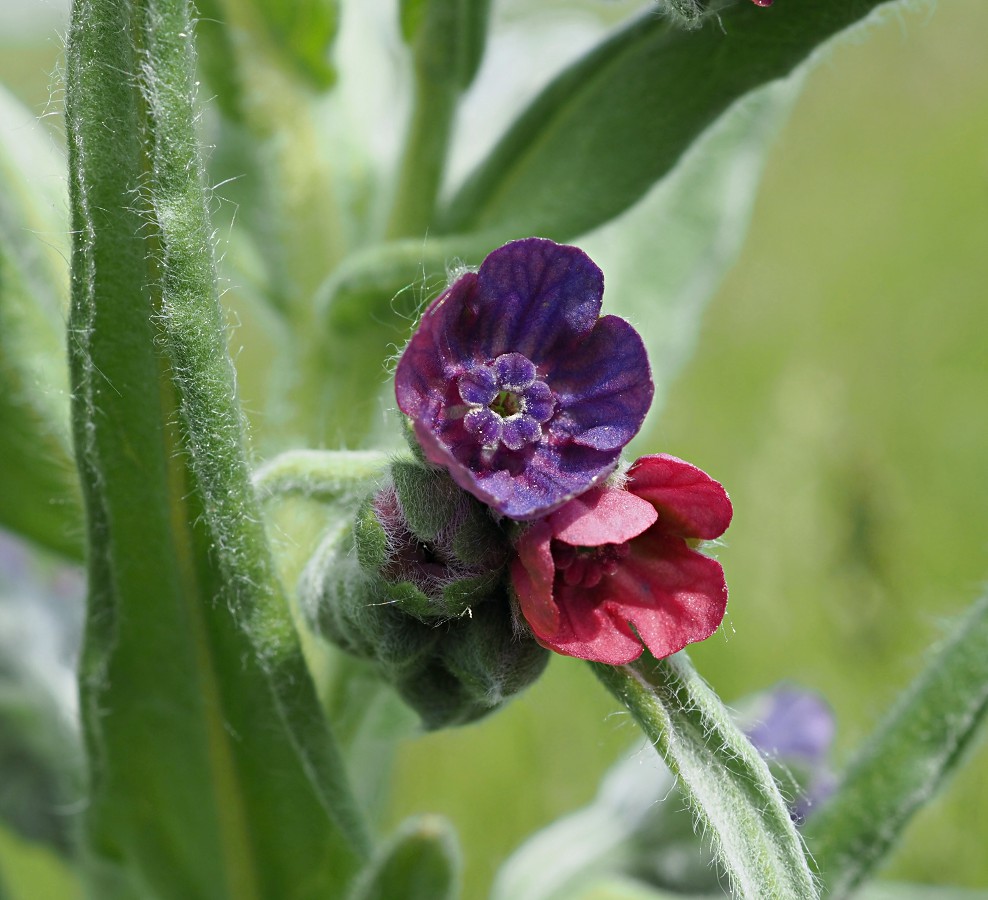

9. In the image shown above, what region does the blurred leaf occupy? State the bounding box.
[195,0,347,322]
[580,77,801,438]
[0,823,84,900]
[348,815,460,900]
[492,744,681,900]
[0,86,82,559]
[398,0,490,89]
[65,0,369,896]
[564,876,714,900]
[857,886,988,900]
[305,233,490,444]
[440,0,905,243]
[196,0,338,107]
[0,534,83,852]
[805,594,988,898]
[593,652,817,900]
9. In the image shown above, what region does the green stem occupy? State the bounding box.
[386,74,460,239]
[592,652,818,900]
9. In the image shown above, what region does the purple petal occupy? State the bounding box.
[745,689,836,763]
[493,352,537,391]
[464,407,503,446]
[458,366,498,406]
[524,381,555,422]
[548,315,653,453]
[395,273,481,419]
[473,238,604,363]
[501,415,542,451]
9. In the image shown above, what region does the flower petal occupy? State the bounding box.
[493,352,537,391]
[501,415,541,451]
[511,520,560,637]
[473,238,604,362]
[549,315,653,452]
[464,407,503,445]
[458,366,498,406]
[548,486,657,547]
[524,381,555,422]
[627,455,733,540]
[395,272,481,419]
[604,531,728,660]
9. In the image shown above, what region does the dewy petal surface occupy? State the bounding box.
[548,487,657,547]
[627,454,733,540]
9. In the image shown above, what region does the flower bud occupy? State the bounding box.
[301,458,546,729]
[354,460,509,622]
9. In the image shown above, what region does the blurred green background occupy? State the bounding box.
[386,2,988,897]
[2,1,987,898]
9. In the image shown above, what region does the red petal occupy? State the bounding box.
[511,521,560,637]
[535,581,645,665]
[536,531,727,664]
[627,455,733,540]
[607,531,728,660]
[548,486,657,547]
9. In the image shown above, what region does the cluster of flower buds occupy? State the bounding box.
[304,238,733,728]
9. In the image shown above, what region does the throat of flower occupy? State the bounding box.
[553,540,630,589]
[489,389,523,418]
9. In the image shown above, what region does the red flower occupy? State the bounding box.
[510,454,732,665]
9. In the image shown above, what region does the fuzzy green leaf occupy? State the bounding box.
[65,0,368,896]
[440,0,904,243]
[593,652,817,900]
[805,595,988,898]
[0,86,82,559]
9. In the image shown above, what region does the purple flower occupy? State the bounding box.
[743,687,838,823]
[395,238,653,520]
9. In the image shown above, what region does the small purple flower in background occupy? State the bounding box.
[395,238,653,520]
[742,687,838,823]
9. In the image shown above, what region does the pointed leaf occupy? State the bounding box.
[441,0,905,243]
[805,595,988,898]
[348,815,460,900]
[65,0,369,896]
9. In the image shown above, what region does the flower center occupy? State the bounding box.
[456,352,556,452]
[552,540,630,589]
[489,389,523,418]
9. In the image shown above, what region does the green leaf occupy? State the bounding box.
[579,77,801,437]
[804,595,988,898]
[194,0,347,321]
[348,815,460,900]
[440,0,905,243]
[0,538,82,853]
[304,234,490,444]
[0,86,82,559]
[65,0,369,896]
[196,0,338,101]
[593,652,817,900]
[0,823,84,900]
[561,876,714,900]
[856,885,988,900]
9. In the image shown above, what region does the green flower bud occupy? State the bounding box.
[300,524,441,681]
[300,458,548,730]
[353,460,509,622]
